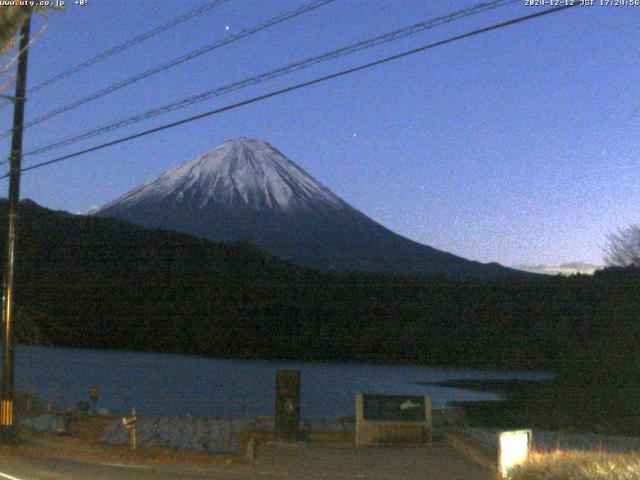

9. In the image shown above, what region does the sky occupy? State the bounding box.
[0,0,638,268]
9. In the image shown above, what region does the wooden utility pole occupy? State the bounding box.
[1,13,31,444]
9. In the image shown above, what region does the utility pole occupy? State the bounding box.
[1,13,31,444]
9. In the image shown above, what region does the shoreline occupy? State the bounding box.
[425,379,640,438]
[419,379,573,433]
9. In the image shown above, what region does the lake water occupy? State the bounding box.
[13,344,549,420]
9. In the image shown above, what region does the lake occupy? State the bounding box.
[13,344,550,420]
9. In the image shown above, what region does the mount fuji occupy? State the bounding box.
[93,137,520,277]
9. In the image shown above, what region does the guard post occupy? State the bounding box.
[275,370,300,441]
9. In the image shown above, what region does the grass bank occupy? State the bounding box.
[509,450,640,480]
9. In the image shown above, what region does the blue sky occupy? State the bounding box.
[1,0,638,267]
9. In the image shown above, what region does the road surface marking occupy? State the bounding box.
[0,471,23,480]
[99,462,152,470]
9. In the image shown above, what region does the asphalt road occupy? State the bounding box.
[0,453,253,480]
[0,441,492,479]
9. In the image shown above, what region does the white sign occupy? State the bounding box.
[498,429,531,478]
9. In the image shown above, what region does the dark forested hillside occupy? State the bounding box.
[1,200,639,379]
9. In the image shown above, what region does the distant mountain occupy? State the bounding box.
[93,137,522,278]
[514,262,600,276]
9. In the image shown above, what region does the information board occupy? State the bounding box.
[362,394,426,422]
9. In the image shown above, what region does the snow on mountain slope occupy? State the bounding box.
[94,138,524,277]
[98,138,347,213]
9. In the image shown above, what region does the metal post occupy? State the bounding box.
[1,14,31,444]
[130,406,136,450]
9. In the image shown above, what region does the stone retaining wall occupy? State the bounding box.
[101,416,354,453]
[20,414,70,434]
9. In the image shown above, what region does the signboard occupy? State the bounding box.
[356,394,432,446]
[498,430,531,478]
[362,395,426,422]
[275,370,300,440]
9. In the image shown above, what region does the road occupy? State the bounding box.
[0,452,252,480]
[0,441,492,479]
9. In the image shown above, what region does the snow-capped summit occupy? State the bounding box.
[98,137,347,213]
[94,138,523,277]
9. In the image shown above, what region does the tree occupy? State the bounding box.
[0,6,31,95]
[0,5,61,96]
[0,7,32,51]
[604,224,640,268]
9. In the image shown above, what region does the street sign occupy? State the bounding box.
[89,388,98,404]
[122,406,137,450]
[122,415,137,429]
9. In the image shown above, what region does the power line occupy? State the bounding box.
[0,4,577,182]
[0,0,336,140]
[30,1,230,94]
[23,0,519,159]
[0,1,231,111]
